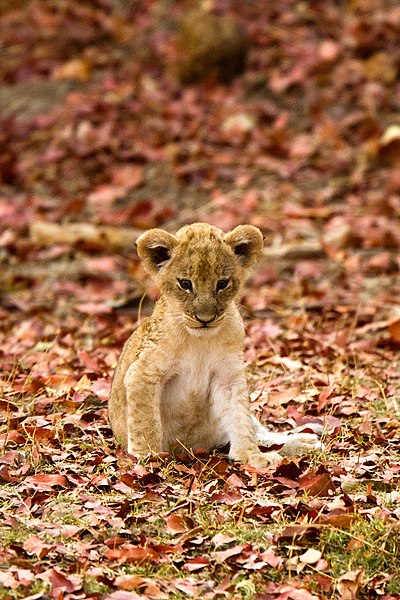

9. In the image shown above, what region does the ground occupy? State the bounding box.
[1,1,400,599]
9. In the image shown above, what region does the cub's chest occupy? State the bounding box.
[163,342,218,400]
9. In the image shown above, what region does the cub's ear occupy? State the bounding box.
[136,229,178,275]
[224,225,264,268]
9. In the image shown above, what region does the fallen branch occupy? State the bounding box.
[263,240,323,260]
[30,221,141,250]
[5,259,119,281]
[263,225,352,260]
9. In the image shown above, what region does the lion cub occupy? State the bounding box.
[108,223,321,467]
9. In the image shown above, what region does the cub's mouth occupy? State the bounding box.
[183,313,224,331]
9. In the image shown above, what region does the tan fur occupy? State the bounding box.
[108,223,320,467]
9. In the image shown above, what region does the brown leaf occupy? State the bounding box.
[260,547,283,568]
[320,512,357,529]
[0,399,18,413]
[114,575,148,591]
[388,317,400,342]
[104,537,126,548]
[53,58,91,81]
[268,386,301,406]
[113,165,144,189]
[0,571,18,588]
[226,473,246,488]
[298,472,336,497]
[105,546,160,564]
[87,184,129,206]
[23,535,53,559]
[211,532,237,547]
[164,514,190,534]
[337,568,364,599]
[358,421,372,436]
[318,384,335,412]
[41,374,78,393]
[278,585,320,599]
[278,525,320,542]
[183,556,209,572]
[38,568,81,593]
[23,474,69,491]
[105,592,143,600]
[209,488,243,504]
[0,465,19,483]
[213,544,249,563]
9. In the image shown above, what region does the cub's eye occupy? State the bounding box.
[216,279,229,291]
[178,278,193,292]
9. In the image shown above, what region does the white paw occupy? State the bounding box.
[280,433,322,457]
[243,450,283,468]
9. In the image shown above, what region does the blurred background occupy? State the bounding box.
[1,0,400,350]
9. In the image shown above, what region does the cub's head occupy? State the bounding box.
[136,223,263,333]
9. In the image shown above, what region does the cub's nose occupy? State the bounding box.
[195,314,216,327]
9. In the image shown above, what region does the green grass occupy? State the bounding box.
[321,519,400,594]
[0,580,50,600]
[0,522,35,547]
[83,576,112,596]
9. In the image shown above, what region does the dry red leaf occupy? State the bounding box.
[298,472,336,498]
[164,514,190,534]
[388,318,400,342]
[213,544,250,563]
[23,535,53,559]
[105,546,160,564]
[38,568,81,593]
[114,575,149,591]
[23,474,70,491]
[183,556,210,572]
[105,592,142,600]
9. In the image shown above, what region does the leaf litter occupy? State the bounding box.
[1,0,400,598]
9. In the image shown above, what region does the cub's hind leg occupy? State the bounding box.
[252,416,323,457]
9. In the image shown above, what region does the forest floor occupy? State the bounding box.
[1,1,400,599]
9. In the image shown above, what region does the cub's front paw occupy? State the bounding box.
[127,441,153,457]
[241,450,283,468]
[280,433,322,457]
[127,435,162,457]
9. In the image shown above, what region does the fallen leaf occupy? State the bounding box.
[211,533,237,547]
[337,568,364,599]
[105,546,160,564]
[164,514,190,534]
[320,512,357,529]
[105,592,143,600]
[23,474,69,491]
[298,472,336,497]
[388,317,400,342]
[213,544,249,563]
[183,556,210,572]
[114,575,148,591]
[53,58,91,81]
[381,125,400,146]
[38,568,81,593]
[299,548,322,565]
[23,535,53,559]
[260,547,283,568]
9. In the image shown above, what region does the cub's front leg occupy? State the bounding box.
[124,362,163,455]
[213,369,282,468]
